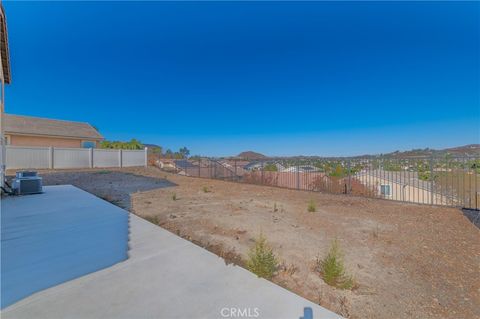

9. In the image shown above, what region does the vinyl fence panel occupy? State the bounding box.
[93,149,120,168]
[122,150,146,167]
[53,148,91,169]
[5,146,50,169]
[6,146,147,170]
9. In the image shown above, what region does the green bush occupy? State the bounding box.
[307,200,316,212]
[247,234,278,279]
[316,239,354,289]
[202,186,210,193]
[172,193,177,201]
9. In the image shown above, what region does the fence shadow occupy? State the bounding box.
[36,170,177,211]
[462,209,480,229]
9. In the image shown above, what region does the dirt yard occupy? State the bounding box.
[38,167,480,319]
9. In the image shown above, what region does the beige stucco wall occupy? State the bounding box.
[6,134,99,148]
[355,175,452,205]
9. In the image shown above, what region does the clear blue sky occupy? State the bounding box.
[4,1,479,157]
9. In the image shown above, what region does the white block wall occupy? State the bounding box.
[54,148,91,169]
[6,146,50,169]
[122,150,146,167]
[5,146,147,170]
[93,149,120,168]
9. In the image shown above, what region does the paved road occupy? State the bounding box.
[2,185,341,319]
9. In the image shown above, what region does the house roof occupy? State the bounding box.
[0,4,11,84]
[4,114,104,140]
[174,159,197,169]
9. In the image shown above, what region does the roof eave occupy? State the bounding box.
[0,4,11,84]
[4,131,104,141]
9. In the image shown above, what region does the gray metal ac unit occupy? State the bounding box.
[16,171,38,179]
[12,172,43,195]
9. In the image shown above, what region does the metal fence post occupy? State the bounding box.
[430,155,434,205]
[296,163,300,189]
[261,161,264,185]
[198,158,201,177]
[347,159,352,194]
[234,160,237,179]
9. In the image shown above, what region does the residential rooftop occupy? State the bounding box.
[4,114,103,140]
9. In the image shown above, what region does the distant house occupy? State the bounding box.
[355,169,453,205]
[281,165,318,173]
[173,159,197,169]
[243,161,285,171]
[4,114,103,148]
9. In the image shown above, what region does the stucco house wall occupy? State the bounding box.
[354,175,452,206]
[6,134,98,148]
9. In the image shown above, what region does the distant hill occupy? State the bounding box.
[237,151,267,160]
[444,144,480,155]
[384,144,480,158]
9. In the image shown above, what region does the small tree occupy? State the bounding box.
[316,239,353,289]
[100,139,143,150]
[247,233,278,279]
[179,146,190,159]
[151,146,162,155]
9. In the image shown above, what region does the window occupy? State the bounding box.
[82,141,96,148]
[380,184,391,196]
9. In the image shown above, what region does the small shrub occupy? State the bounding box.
[316,239,354,289]
[246,233,278,279]
[273,202,278,213]
[307,200,316,212]
[202,186,210,193]
[172,193,177,201]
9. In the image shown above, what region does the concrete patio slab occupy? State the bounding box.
[2,185,341,319]
[1,185,129,308]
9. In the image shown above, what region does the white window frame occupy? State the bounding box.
[81,140,96,148]
[380,184,392,197]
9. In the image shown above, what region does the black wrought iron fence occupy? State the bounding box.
[157,155,480,210]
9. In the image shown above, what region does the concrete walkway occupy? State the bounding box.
[2,186,341,319]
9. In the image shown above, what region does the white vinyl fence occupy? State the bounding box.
[6,146,147,170]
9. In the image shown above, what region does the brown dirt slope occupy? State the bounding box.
[39,167,480,319]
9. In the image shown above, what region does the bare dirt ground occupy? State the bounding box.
[35,167,480,319]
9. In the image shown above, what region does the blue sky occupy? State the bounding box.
[4,1,479,157]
